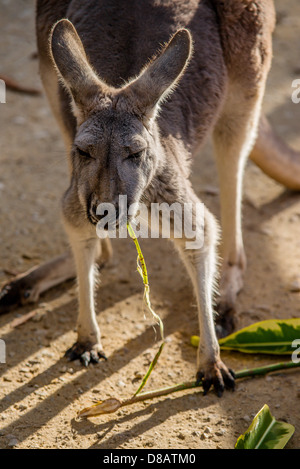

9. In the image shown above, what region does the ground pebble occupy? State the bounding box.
[7,435,19,448]
[203,426,212,434]
[242,415,251,423]
[92,388,101,394]
[3,376,12,382]
[288,278,300,292]
[215,429,226,436]
[15,404,27,411]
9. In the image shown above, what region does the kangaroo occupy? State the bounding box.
[0,0,281,394]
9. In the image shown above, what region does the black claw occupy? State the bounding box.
[81,352,90,367]
[65,347,76,361]
[196,371,204,386]
[220,368,236,392]
[90,350,100,364]
[214,379,225,397]
[215,303,237,339]
[65,342,83,361]
[99,351,108,361]
[67,352,78,361]
[0,272,39,314]
[0,282,22,314]
[202,379,212,396]
[225,378,235,390]
[225,373,236,391]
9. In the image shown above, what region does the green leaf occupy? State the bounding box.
[191,319,300,355]
[219,318,300,355]
[235,404,294,449]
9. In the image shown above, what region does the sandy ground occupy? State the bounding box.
[0,0,300,450]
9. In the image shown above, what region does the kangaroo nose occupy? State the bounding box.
[91,204,108,220]
[90,202,120,228]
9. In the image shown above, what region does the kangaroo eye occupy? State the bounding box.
[77,147,92,159]
[127,151,143,160]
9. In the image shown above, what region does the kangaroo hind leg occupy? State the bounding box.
[213,82,266,337]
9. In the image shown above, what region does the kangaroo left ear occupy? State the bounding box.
[124,29,193,123]
[50,19,111,112]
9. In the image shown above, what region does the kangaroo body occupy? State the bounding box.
[1,0,276,394]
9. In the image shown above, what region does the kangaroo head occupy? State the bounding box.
[50,19,192,227]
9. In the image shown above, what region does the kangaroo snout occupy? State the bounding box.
[88,199,116,226]
[89,197,122,230]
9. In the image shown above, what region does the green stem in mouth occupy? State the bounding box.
[127,222,165,397]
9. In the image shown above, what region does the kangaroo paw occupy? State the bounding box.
[0,276,38,314]
[65,342,107,367]
[196,359,235,397]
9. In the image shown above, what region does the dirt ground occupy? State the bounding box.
[0,0,300,450]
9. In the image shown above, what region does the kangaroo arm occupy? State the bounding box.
[250,114,300,191]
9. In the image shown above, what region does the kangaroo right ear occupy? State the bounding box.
[50,19,108,111]
[125,29,193,124]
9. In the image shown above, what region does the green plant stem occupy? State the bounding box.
[127,222,165,398]
[78,360,300,418]
[133,342,165,397]
[120,360,300,409]
[127,222,164,342]
[233,359,299,378]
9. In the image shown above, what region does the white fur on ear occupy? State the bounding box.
[50,19,112,112]
[70,100,84,123]
[124,29,193,123]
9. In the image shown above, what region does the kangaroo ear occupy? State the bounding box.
[50,19,108,111]
[126,29,193,123]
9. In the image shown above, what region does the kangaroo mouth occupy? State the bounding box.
[87,211,98,226]
[87,208,126,231]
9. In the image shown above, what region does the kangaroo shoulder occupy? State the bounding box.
[210,0,275,81]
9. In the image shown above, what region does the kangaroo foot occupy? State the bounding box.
[196,359,235,397]
[65,341,107,367]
